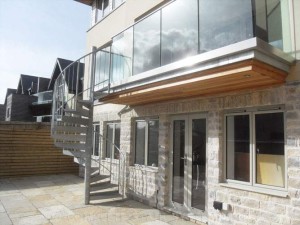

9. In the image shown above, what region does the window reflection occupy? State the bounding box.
[111,27,133,83]
[94,46,110,91]
[133,11,161,75]
[161,0,198,66]
[199,0,253,53]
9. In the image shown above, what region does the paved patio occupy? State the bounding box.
[0,174,203,225]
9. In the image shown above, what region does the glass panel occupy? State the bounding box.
[172,120,185,204]
[161,0,198,66]
[103,0,110,17]
[113,0,123,8]
[106,124,114,158]
[93,125,100,156]
[111,27,133,83]
[148,120,159,167]
[114,123,121,159]
[254,0,293,52]
[191,119,206,210]
[135,121,146,164]
[133,11,161,75]
[255,112,285,187]
[94,46,110,91]
[226,115,250,182]
[199,0,253,53]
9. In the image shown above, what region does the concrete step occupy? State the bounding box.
[55,142,86,151]
[63,149,86,158]
[52,133,86,142]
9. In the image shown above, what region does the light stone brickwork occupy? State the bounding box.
[93,81,300,224]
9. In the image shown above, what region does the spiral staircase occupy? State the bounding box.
[51,49,125,204]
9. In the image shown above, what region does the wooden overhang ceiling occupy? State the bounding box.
[99,59,288,106]
[74,0,93,6]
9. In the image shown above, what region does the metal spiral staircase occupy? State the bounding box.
[51,49,125,204]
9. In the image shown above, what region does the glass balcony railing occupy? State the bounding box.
[32,90,53,105]
[94,0,293,90]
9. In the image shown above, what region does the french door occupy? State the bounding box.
[171,114,206,212]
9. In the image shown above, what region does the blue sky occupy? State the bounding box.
[0,0,91,103]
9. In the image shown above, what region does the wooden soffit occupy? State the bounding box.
[100,59,288,106]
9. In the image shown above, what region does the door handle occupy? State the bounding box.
[181,154,187,165]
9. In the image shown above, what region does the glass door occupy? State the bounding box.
[171,114,206,213]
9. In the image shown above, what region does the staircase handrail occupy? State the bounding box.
[51,47,111,132]
[93,129,126,198]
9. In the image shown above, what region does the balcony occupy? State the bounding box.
[92,0,294,105]
[32,90,53,105]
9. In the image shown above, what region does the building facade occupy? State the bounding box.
[58,0,300,224]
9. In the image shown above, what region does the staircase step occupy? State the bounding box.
[94,91,108,99]
[89,193,124,204]
[55,142,86,150]
[52,133,86,142]
[52,125,87,134]
[62,116,89,126]
[65,107,90,117]
[77,99,93,107]
[90,183,119,193]
[63,149,86,158]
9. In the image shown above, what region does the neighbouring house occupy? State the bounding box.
[32,58,84,122]
[0,104,4,121]
[3,58,83,122]
[51,0,300,224]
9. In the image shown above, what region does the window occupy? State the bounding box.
[93,0,125,25]
[134,118,159,167]
[93,124,100,156]
[6,108,10,119]
[225,108,285,189]
[105,122,120,159]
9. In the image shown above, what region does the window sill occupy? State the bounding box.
[131,164,158,173]
[220,183,288,198]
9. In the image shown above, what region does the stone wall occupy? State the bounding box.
[93,82,300,224]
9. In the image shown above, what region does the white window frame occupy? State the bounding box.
[6,107,10,119]
[133,118,159,167]
[105,121,120,160]
[224,105,287,193]
[92,0,125,25]
[92,123,100,157]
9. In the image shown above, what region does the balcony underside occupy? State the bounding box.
[100,59,288,106]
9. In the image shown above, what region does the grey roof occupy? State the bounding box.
[38,77,51,92]
[48,58,84,94]
[16,74,39,95]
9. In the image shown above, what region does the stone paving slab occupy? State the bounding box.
[0,174,204,225]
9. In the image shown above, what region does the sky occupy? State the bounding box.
[0,0,91,103]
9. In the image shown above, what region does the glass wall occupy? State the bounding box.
[111,27,133,83]
[109,0,292,84]
[199,0,253,53]
[133,11,161,75]
[253,0,292,52]
[94,46,110,91]
[161,0,198,65]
